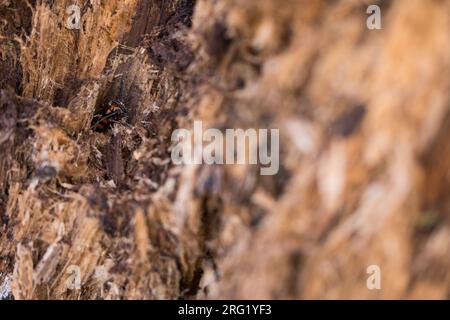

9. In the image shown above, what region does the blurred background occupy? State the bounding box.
[0,0,449,299]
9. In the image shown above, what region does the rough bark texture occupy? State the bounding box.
[0,0,449,299]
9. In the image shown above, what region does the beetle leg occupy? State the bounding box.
[92,110,121,130]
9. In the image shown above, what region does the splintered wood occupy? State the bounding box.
[0,0,449,299]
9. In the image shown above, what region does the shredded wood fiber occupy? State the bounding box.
[0,0,449,299]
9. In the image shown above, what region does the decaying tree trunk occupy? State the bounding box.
[0,0,449,299]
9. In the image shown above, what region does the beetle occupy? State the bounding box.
[92,99,128,131]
